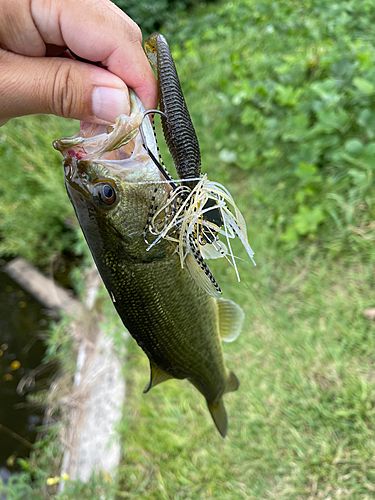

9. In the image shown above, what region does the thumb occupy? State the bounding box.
[0,49,130,125]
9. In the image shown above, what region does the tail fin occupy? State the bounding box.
[207,399,228,438]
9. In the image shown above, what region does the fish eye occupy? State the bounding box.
[93,182,117,207]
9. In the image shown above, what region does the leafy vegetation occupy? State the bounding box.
[113,0,218,36]
[165,0,375,255]
[1,0,375,498]
[1,0,374,266]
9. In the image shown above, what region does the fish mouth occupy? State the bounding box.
[63,121,139,162]
[53,91,160,182]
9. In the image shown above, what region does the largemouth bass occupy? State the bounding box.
[54,34,255,437]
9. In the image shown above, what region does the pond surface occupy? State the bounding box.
[0,267,52,473]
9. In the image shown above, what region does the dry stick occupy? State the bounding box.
[0,423,33,449]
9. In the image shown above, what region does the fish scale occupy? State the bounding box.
[87,183,225,391]
[104,256,226,399]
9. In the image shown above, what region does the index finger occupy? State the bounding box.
[31,0,158,110]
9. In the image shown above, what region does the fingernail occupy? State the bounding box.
[92,87,129,123]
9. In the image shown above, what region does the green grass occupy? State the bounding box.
[164,0,375,257]
[0,114,85,267]
[4,248,375,498]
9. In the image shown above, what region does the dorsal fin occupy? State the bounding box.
[216,298,245,342]
[143,361,173,393]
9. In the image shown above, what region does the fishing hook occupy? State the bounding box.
[139,111,178,190]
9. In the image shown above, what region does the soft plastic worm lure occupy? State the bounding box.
[144,34,201,190]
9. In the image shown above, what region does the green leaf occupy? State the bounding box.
[295,163,318,181]
[283,114,309,142]
[314,108,349,133]
[353,77,375,94]
[293,205,325,235]
[357,109,375,139]
[240,106,264,127]
[344,139,363,155]
[348,168,368,187]
[275,85,303,107]
[357,50,372,71]
[280,225,298,244]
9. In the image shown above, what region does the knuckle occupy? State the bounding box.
[50,62,76,118]
[131,23,143,43]
[124,20,142,45]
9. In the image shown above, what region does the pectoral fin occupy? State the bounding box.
[207,399,228,438]
[217,298,245,342]
[185,253,221,298]
[143,361,173,393]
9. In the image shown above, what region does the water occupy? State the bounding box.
[0,269,52,474]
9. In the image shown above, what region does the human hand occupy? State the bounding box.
[0,0,157,127]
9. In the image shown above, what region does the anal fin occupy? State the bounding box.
[143,361,173,393]
[217,298,245,342]
[224,370,240,394]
